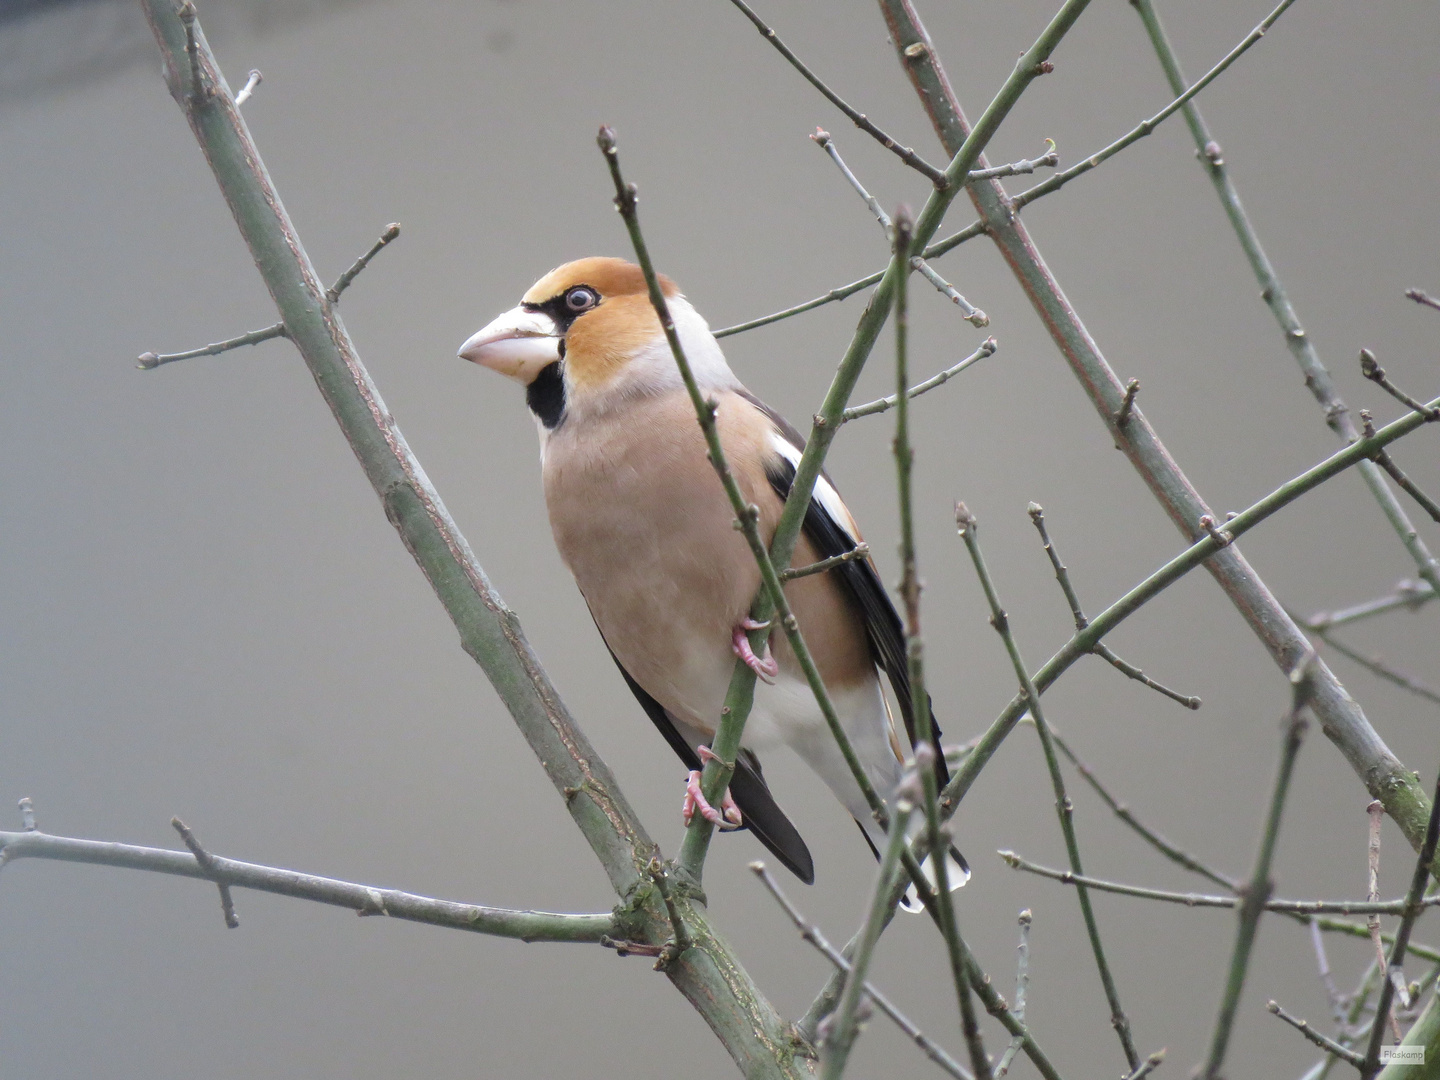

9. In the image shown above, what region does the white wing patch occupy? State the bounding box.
[766,432,863,542]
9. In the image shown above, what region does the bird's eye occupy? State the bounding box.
[564,286,598,313]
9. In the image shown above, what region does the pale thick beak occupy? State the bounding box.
[458,306,561,383]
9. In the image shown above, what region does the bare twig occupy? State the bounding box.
[1311,917,1348,1029]
[177,1,205,103]
[778,544,870,581]
[998,851,1440,917]
[18,798,35,832]
[726,0,947,184]
[958,504,1138,1072]
[327,223,401,304]
[1028,504,1200,709]
[968,141,1057,182]
[1123,1050,1167,1080]
[138,323,287,369]
[1305,581,1435,630]
[1267,1001,1367,1068]
[812,130,891,236]
[1405,289,1440,313]
[993,910,1033,1079]
[1011,0,1300,212]
[750,862,972,1080]
[233,68,261,106]
[1363,768,1440,1075]
[1115,378,1140,428]
[140,223,401,369]
[820,801,916,1079]
[647,857,692,970]
[1203,659,1319,1080]
[892,210,990,1080]
[172,818,239,929]
[1313,628,1440,709]
[910,257,988,326]
[842,338,997,422]
[1360,351,1440,422]
[0,827,615,942]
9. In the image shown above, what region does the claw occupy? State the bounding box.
[683,767,743,829]
[732,624,779,683]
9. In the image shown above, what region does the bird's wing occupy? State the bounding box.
[739,389,949,788]
[603,642,816,884]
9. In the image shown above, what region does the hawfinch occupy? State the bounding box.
[460,257,966,895]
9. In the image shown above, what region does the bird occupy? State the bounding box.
[458,257,966,900]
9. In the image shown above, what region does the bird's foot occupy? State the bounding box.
[732,622,779,683]
[682,765,743,830]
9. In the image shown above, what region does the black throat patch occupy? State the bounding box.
[527,361,566,429]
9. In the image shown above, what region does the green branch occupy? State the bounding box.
[0,828,614,943]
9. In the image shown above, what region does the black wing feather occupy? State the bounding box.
[606,648,815,884]
[750,405,949,789]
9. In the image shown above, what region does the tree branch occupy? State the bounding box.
[0,827,615,943]
[878,0,1436,860]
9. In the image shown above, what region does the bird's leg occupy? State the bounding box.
[732,618,778,683]
[682,746,744,829]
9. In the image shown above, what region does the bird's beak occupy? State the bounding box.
[458,306,561,384]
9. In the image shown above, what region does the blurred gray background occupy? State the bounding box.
[2,0,1438,1077]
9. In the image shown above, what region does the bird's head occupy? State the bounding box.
[459,257,737,430]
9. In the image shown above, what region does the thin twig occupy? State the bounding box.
[1052,733,1235,889]
[1115,378,1140,428]
[18,798,35,832]
[910,257,988,326]
[177,1,205,103]
[750,862,972,1080]
[1371,797,1397,1033]
[968,141,1057,182]
[726,0,948,184]
[1405,289,1440,313]
[812,129,891,236]
[998,851,1440,916]
[647,857,692,970]
[138,323,287,369]
[993,910,1032,1079]
[1314,627,1440,708]
[233,68,261,106]
[1028,504,1200,709]
[327,223,401,304]
[842,338,997,422]
[892,210,990,1080]
[821,801,916,1078]
[1311,917,1348,1029]
[958,505,1139,1072]
[1267,1001,1367,1068]
[778,544,870,581]
[1363,768,1440,1076]
[140,224,401,369]
[711,221,990,339]
[1305,581,1435,630]
[1123,1050,1167,1080]
[172,818,239,929]
[1011,0,1300,213]
[0,827,616,942]
[1201,658,1310,1080]
[1360,351,1440,422]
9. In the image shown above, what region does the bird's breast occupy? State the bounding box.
[541,392,770,733]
